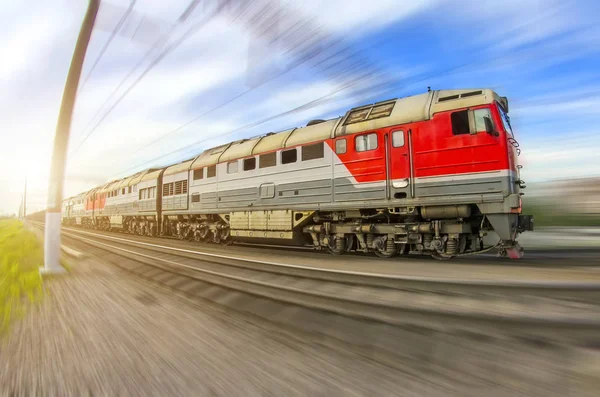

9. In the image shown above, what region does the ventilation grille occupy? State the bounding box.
[343,101,396,126]
[438,90,483,102]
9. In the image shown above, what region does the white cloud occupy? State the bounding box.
[2,0,600,214]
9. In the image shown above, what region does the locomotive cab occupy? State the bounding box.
[424,91,533,258]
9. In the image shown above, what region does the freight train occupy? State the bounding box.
[62,88,533,259]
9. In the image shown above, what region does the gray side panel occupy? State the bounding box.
[200,192,218,210]
[217,187,258,209]
[275,179,332,205]
[415,176,512,198]
[139,199,157,212]
[176,176,513,214]
[163,194,188,211]
[334,177,385,201]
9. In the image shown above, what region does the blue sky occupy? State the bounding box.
[1,0,599,214]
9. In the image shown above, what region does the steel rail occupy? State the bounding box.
[55,226,600,344]
[52,224,600,301]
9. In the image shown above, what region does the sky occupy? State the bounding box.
[1,0,599,215]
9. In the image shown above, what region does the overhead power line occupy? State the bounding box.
[80,0,389,159]
[79,0,137,91]
[71,10,219,156]
[113,72,380,177]
[71,0,224,157]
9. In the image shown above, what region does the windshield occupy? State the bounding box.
[497,104,513,137]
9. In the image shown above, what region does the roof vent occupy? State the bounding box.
[438,94,460,102]
[438,90,484,103]
[306,119,326,126]
[460,90,483,98]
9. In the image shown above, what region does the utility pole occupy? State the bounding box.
[42,0,100,275]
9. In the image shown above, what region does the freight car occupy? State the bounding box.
[62,89,533,259]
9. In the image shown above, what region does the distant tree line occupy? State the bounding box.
[26,210,46,222]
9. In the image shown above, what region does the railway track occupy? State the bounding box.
[31,222,600,345]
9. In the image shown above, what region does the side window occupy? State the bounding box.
[259,152,276,168]
[281,148,297,164]
[392,130,404,147]
[355,133,378,152]
[301,142,324,161]
[122,188,125,195]
[191,193,200,203]
[193,168,204,180]
[227,161,238,174]
[473,108,492,133]
[128,186,132,194]
[335,139,347,154]
[451,110,470,135]
[207,165,216,178]
[243,157,256,171]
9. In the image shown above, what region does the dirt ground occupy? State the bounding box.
[1,256,599,397]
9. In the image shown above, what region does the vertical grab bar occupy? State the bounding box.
[408,129,415,198]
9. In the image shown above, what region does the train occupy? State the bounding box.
[62,88,533,260]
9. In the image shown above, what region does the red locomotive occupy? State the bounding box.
[62,88,533,259]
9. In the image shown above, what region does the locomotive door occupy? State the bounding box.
[385,129,411,200]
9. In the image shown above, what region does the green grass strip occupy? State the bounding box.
[0,219,43,334]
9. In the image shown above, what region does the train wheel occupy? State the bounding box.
[195,227,209,243]
[374,248,397,258]
[219,227,232,246]
[327,235,352,255]
[431,252,452,261]
[373,236,397,258]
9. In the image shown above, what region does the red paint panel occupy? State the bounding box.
[412,106,508,178]
[329,133,386,183]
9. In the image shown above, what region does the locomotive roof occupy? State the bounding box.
[335,88,502,136]
[141,169,164,182]
[96,181,114,194]
[103,179,125,192]
[191,88,500,164]
[164,158,194,176]
[68,88,504,200]
[127,169,152,186]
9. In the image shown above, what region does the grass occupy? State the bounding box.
[0,219,43,334]
[524,201,600,227]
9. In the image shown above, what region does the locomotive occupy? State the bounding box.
[62,88,533,259]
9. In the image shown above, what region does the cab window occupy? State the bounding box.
[451,110,469,135]
[498,104,514,137]
[355,133,377,152]
[472,108,492,133]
